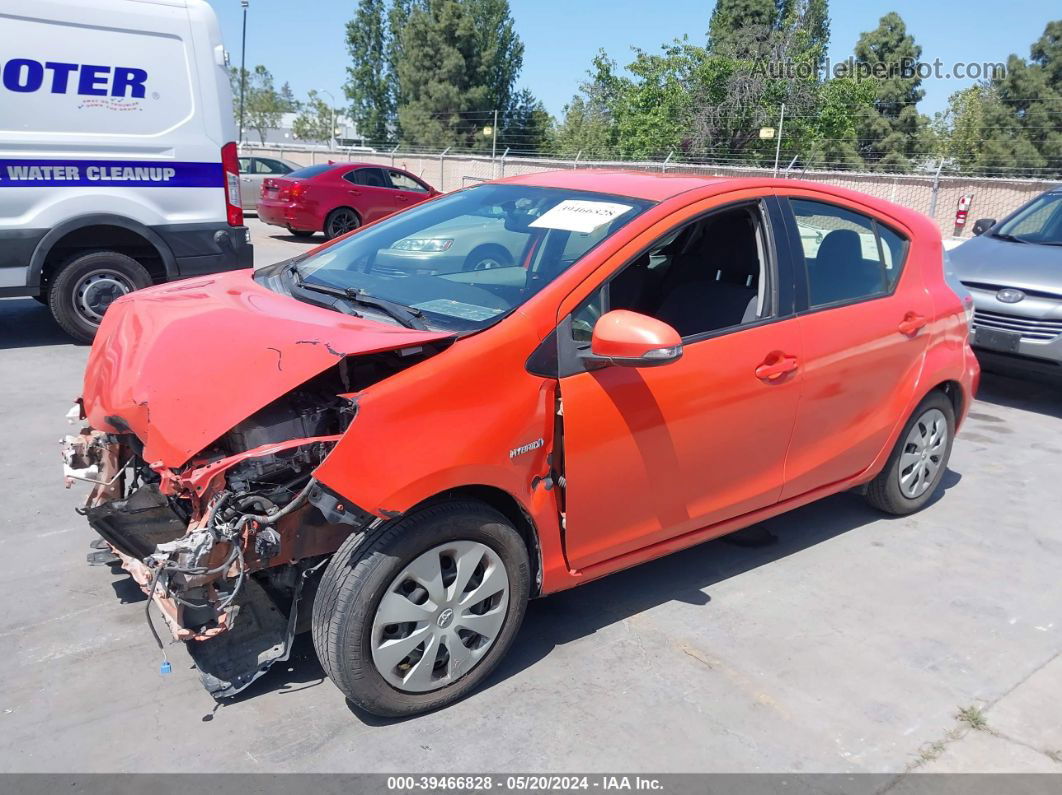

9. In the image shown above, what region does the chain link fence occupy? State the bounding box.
[240,143,1059,239]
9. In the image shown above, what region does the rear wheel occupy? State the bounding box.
[324,208,360,240]
[865,391,955,515]
[48,250,152,343]
[312,501,530,717]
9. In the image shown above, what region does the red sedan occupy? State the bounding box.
[257,162,440,239]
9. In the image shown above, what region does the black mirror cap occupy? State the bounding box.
[972,218,996,236]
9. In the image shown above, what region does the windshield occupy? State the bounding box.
[290,184,652,331]
[995,192,1062,245]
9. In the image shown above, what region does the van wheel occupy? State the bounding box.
[49,251,152,343]
[865,391,955,515]
[312,501,530,717]
[287,227,315,238]
[324,208,360,240]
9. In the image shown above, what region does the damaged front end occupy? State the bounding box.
[61,359,413,698]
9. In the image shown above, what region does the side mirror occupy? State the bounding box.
[972,218,996,236]
[589,309,683,367]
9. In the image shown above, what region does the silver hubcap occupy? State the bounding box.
[898,408,947,499]
[74,270,133,324]
[371,540,510,693]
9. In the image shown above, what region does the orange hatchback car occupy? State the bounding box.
[67,171,979,716]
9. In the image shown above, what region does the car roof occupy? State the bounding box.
[496,170,728,201]
[494,170,937,235]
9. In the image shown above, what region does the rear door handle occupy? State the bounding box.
[898,312,928,335]
[755,353,799,381]
[348,189,361,196]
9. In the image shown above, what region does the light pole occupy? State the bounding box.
[238,0,248,145]
[321,89,337,150]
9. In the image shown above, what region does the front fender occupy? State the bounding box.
[313,313,558,528]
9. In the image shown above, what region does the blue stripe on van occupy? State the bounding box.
[0,160,223,187]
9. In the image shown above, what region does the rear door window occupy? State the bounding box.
[254,158,291,175]
[347,168,391,188]
[788,199,909,308]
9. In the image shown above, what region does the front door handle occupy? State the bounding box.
[898,312,928,335]
[395,195,409,202]
[755,352,799,381]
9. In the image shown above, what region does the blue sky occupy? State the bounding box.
[207,0,1058,119]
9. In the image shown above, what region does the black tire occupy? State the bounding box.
[865,390,956,515]
[287,227,315,238]
[324,207,361,240]
[462,244,513,272]
[48,250,152,344]
[312,501,530,717]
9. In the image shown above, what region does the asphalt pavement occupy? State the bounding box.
[0,216,1059,774]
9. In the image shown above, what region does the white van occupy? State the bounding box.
[0,0,251,342]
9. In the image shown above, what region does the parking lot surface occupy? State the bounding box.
[1,216,1060,774]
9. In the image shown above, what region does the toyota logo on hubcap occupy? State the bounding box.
[996,288,1026,303]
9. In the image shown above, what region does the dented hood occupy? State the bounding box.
[83,269,452,468]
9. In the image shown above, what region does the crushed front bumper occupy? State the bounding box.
[60,408,375,698]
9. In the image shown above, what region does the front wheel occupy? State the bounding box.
[48,250,152,343]
[865,391,955,515]
[312,501,530,717]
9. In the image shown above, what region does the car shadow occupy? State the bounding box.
[331,474,960,725]
[973,370,1062,420]
[174,471,962,719]
[0,298,79,350]
[268,233,322,245]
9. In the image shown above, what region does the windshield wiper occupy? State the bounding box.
[288,264,426,329]
[343,287,427,330]
[991,233,1031,244]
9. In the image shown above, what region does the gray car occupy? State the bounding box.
[949,187,1062,377]
[237,156,302,211]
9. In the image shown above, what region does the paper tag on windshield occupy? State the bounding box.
[529,200,632,234]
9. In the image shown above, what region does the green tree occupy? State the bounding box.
[345,0,391,143]
[291,90,336,143]
[279,82,299,113]
[707,0,777,55]
[498,87,553,154]
[556,1,856,166]
[931,20,1061,177]
[553,89,616,159]
[228,65,287,144]
[396,0,524,149]
[385,0,417,138]
[850,13,929,172]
